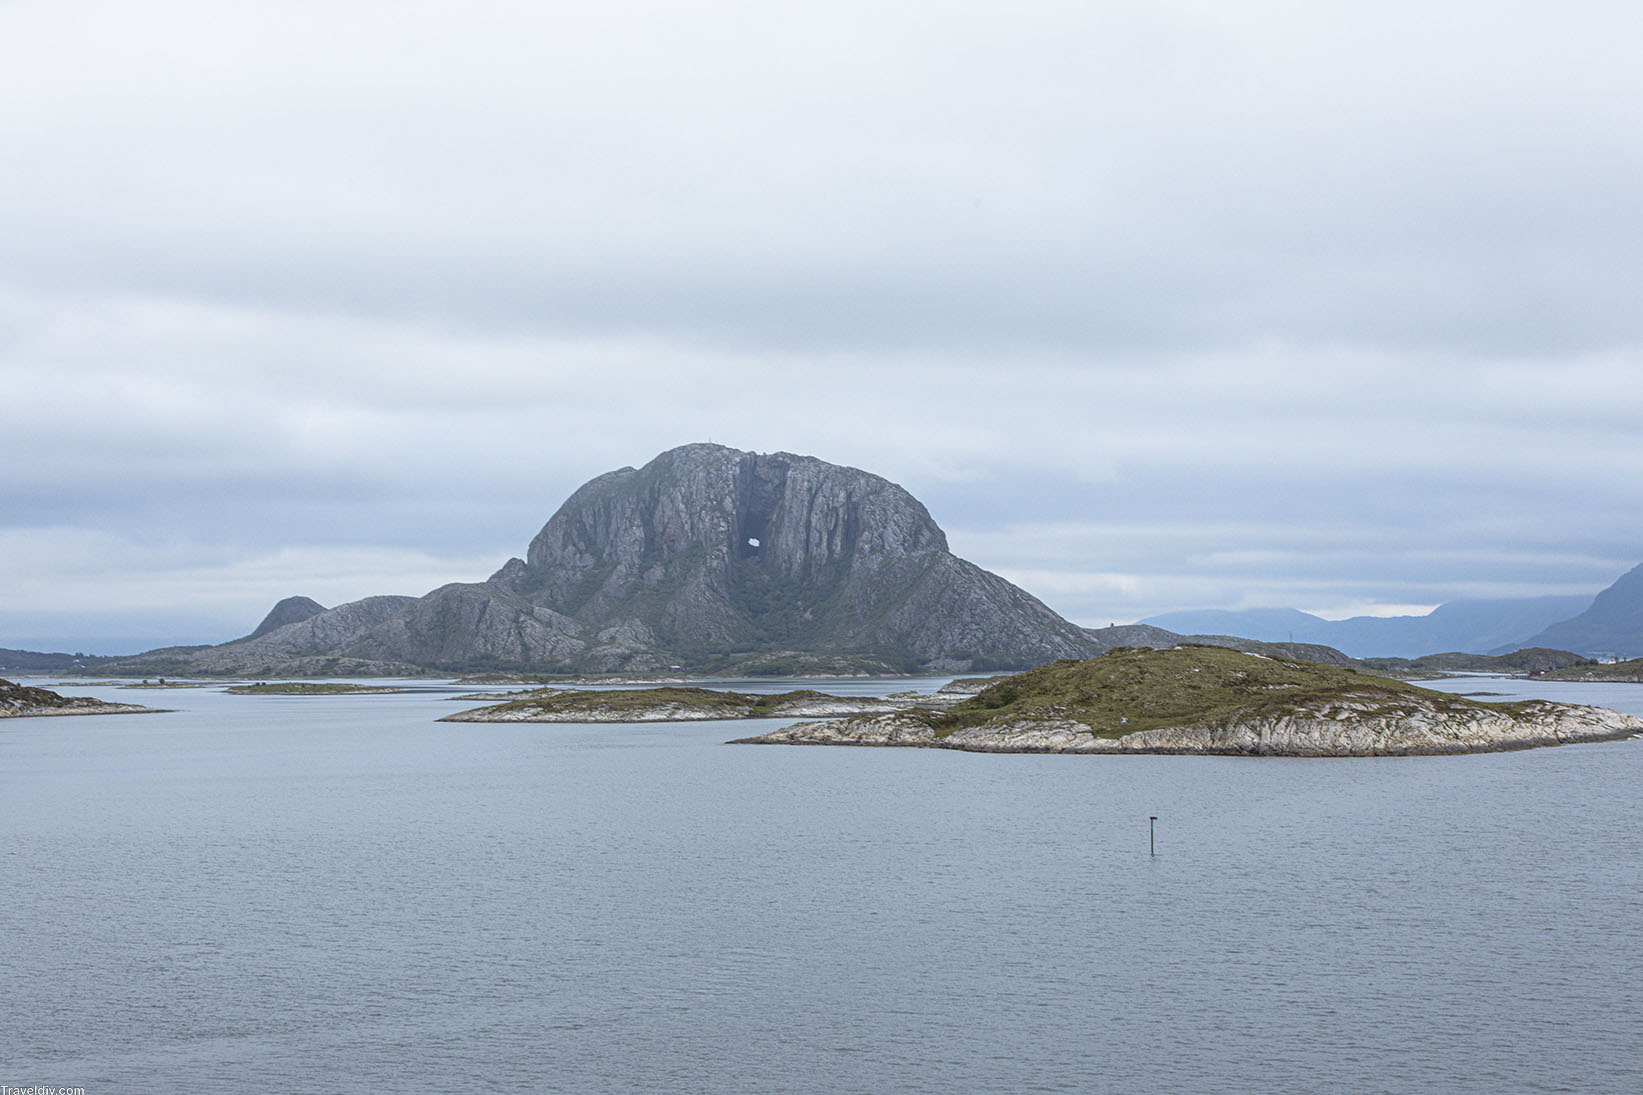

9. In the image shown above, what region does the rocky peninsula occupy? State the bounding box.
[732,646,1643,756]
[441,685,944,723]
[1,678,165,719]
[224,682,414,695]
[1539,657,1643,684]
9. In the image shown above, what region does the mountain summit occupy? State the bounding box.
[141,445,1098,676]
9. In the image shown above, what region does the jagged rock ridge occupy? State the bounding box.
[114,444,1101,676]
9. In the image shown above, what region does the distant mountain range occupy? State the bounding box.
[1144,565,1643,660]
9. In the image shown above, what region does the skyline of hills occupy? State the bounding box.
[1142,593,1615,660]
[4,443,1639,669]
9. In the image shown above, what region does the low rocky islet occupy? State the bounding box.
[440,685,959,723]
[1,678,166,719]
[732,646,1643,756]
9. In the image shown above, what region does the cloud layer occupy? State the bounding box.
[4,1,1640,652]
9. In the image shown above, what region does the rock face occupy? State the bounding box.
[732,646,1643,756]
[482,443,1094,671]
[111,444,1099,676]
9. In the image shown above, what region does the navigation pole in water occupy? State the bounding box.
[1150,816,1157,857]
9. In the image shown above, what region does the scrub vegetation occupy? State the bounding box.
[920,645,1537,739]
[1540,657,1643,682]
[224,682,409,695]
[468,685,836,719]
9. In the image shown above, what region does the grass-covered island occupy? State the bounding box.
[120,679,215,689]
[440,686,937,723]
[224,682,413,695]
[1356,647,1593,678]
[1,678,166,718]
[732,646,1643,756]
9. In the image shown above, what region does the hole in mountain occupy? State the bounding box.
[735,457,785,562]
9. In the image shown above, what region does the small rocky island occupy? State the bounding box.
[733,646,1643,756]
[441,686,937,723]
[1,678,165,719]
[224,682,413,695]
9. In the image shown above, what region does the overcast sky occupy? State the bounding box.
[4,0,1641,654]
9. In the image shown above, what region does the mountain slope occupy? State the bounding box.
[1521,563,1643,657]
[243,595,327,640]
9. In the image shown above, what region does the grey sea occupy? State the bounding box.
[4,674,1641,1094]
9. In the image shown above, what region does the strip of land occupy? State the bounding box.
[732,646,1643,756]
[224,682,415,695]
[1537,657,1643,683]
[1,678,166,718]
[440,685,951,723]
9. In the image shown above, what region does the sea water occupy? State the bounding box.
[2,676,1640,1094]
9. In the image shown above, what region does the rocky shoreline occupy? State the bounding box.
[732,700,1642,755]
[441,685,956,723]
[1,678,166,719]
[731,646,1643,756]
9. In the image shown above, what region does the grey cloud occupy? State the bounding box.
[3,2,1641,650]
[3,4,1641,356]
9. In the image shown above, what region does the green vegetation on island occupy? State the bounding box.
[735,645,1643,754]
[441,685,923,723]
[120,679,214,689]
[917,645,1535,739]
[224,682,411,695]
[1356,648,1592,676]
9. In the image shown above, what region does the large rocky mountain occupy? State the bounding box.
[119,444,1101,676]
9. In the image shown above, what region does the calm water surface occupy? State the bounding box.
[3,675,1641,1093]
